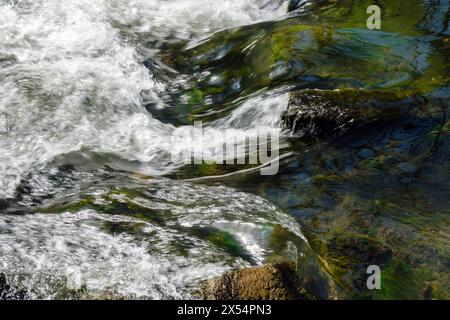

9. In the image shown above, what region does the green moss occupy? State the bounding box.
[373,260,422,300]
[39,196,96,214]
[187,88,204,105]
[307,0,426,35]
[39,189,167,226]
[198,161,224,176]
[206,231,246,258]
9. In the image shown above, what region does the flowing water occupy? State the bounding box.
[0,0,449,299]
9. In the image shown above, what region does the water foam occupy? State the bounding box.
[0,210,244,299]
[0,178,307,298]
[0,0,289,198]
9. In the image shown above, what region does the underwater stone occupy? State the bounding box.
[202,261,307,300]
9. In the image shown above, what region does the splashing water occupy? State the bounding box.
[0,0,290,198]
[0,0,303,299]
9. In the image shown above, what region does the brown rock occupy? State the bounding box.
[202,262,307,300]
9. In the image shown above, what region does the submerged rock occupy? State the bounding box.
[281,90,408,139]
[202,261,308,300]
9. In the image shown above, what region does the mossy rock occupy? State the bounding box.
[202,261,309,300]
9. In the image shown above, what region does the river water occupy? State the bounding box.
[0,0,449,299]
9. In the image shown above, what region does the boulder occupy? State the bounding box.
[280,90,408,139]
[202,261,308,300]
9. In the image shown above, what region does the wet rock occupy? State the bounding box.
[202,262,308,300]
[281,90,407,139]
[0,198,7,211]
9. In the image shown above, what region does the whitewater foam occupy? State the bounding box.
[0,178,307,298]
[0,0,290,198]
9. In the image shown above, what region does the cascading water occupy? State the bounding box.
[0,0,307,299]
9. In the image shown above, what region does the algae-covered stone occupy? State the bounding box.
[202,262,308,300]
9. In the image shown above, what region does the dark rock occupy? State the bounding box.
[0,198,7,211]
[281,90,407,139]
[202,261,308,300]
